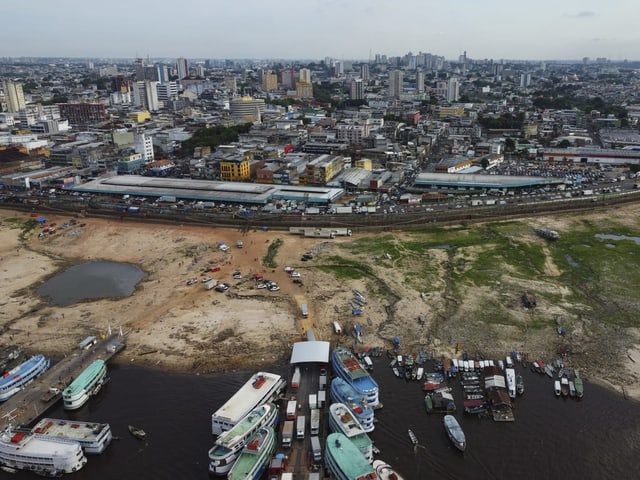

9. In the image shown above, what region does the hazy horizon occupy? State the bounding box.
[2,0,638,62]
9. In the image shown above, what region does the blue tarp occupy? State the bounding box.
[35,216,47,223]
[393,336,401,345]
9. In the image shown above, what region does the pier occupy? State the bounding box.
[0,333,126,427]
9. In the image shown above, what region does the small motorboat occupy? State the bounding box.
[1,465,17,474]
[407,429,418,446]
[128,425,147,440]
[554,380,561,397]
[373,459,406,480]
[516,374,524,395]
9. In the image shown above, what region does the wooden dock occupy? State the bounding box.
[0,333,126,427]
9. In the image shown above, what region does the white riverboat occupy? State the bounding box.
[328,403,373,463]
[227,427,275,480]
[31,418,112,455]
[0,421,87,475]
[208,403,278,475]
[0,354,50,402]
[505,367,516,399]
[211,372,286,435]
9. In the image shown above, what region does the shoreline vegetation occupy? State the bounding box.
[0,205,639,402]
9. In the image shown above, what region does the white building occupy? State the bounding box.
[389,70,403,98]
[447,77,460,102]
[134,133,155,162]
[133,81,160,111]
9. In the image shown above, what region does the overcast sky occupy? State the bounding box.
[2,0,637,61]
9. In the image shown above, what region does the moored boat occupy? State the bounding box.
[0,354,50,402]
[330,377,375,432]
[325,432,376,480]
[569,380,576,397]
[516,374,524,395]
[328,403,373,463]
[331,347,379,407]
[373,459,405,480]
[560,376,570,397]
[62,359,107,410]
[211,371,285,435]
[31,418,112,454]
[227,427,275,480]
[208,403,278,475]
[443,415,466,452]
[505,367,516,399]
[0,421,87,475]
[554,380,561,397]
[574,371,584,398]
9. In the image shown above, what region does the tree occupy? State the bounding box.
[505,138,516,152]
[557,139,571,149]
[480,157,490,169]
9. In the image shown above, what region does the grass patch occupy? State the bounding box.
[317,255,374,280]
[263,238,283,268]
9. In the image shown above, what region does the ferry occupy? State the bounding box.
[31,418,112,455]
[227,427,275,480]
[330,377,375,433]
[0,354,50,402]
[324,432,376,480]
[328,403,374,463]
[208,403,278,475]
[443,415,466,452]
[331,347,380,407]
[0,422,87,475]
[211,372,286,435]
[63,359,108,410]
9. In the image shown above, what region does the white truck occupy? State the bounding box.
[310,408,320,436]
[310,435,322,462]
[317,390,326,408]
[301,304,308,318]
[308,393,317,410]
[286,400,297,421]
[331,228,352,236]
[291,367,301,391]
[281,420,294,448]
[296,415,305,440]
[204,279,218,290]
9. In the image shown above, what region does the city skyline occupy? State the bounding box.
[2,0,639,61]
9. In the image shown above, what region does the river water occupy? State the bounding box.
[28,358,640,480]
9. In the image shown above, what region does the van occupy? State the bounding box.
[310,436,322,462]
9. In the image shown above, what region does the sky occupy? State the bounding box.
[2,0,638,61]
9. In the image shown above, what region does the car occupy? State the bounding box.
[186,278,198,286]
[256,283,268,289]
[284,266,295,273]
[289,272,301,278]
[236,240,244,248]
[215,283,229,292]
[201,276,213,283]
[269,285,281,292]
[233,272,242,279]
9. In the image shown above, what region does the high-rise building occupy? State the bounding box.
[197,64,205,78]
[3,81,26,113]
[520,73,532,88]
[133,81,160,111]
[296,81,313,99]
[176,57,189,80]
[58,103,107,126]
[156,64,170,83]
[447,77,460,102]
[281,69,296,89]
[361,64,370,82]
[350,79,364,100]
[262,71,278,91]
[134,133,154,162]
[299,68,311,84]
[389,70,403,98]
[229,97,265,123]
[156,82,178,102]
[416,71,425,94]
[224,74,237,94]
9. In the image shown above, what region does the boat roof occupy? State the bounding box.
[326,433,375,478]
[32,418,110,444]
[212,372,284,423]
[216,404,274,448]
[228,428,275,478]
[63,360,106,396]
[1,429,81,457]
[0,355,46,387]
[329,403,368,438]
[333,348,370,380]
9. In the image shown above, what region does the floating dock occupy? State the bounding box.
[0,333,125,427]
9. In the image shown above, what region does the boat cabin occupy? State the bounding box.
[78,336,97,350]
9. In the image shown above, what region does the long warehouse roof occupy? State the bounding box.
[414,172,564,189]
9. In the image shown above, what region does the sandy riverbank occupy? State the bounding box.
[0,207,639,401]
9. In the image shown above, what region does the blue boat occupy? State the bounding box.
[330,377,375,433]
[0,354,50,402]
[331,347,379,407]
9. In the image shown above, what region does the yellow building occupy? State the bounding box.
[219,157,251,181]
[435,105,465,118]
[128,111,151,123]
[296,81,313,99]
[305,154,343,185]
[355,158,372,170]
[262,71,278,92]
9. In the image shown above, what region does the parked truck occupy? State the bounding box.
[286,400,297,421]
[204,279,218,290]
[331,228,352,236]
[308,393,317,410]
[281,420,294,448]
[317,390,326,408]
[310,435,322,462]
[296,415,305,440]
[291,367,301,391]
[301,304,308,318]
[318,374,327,391]
[310,408,320,436]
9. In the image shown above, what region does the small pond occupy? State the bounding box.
[595,233,640,245]
[38,261,145,307]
